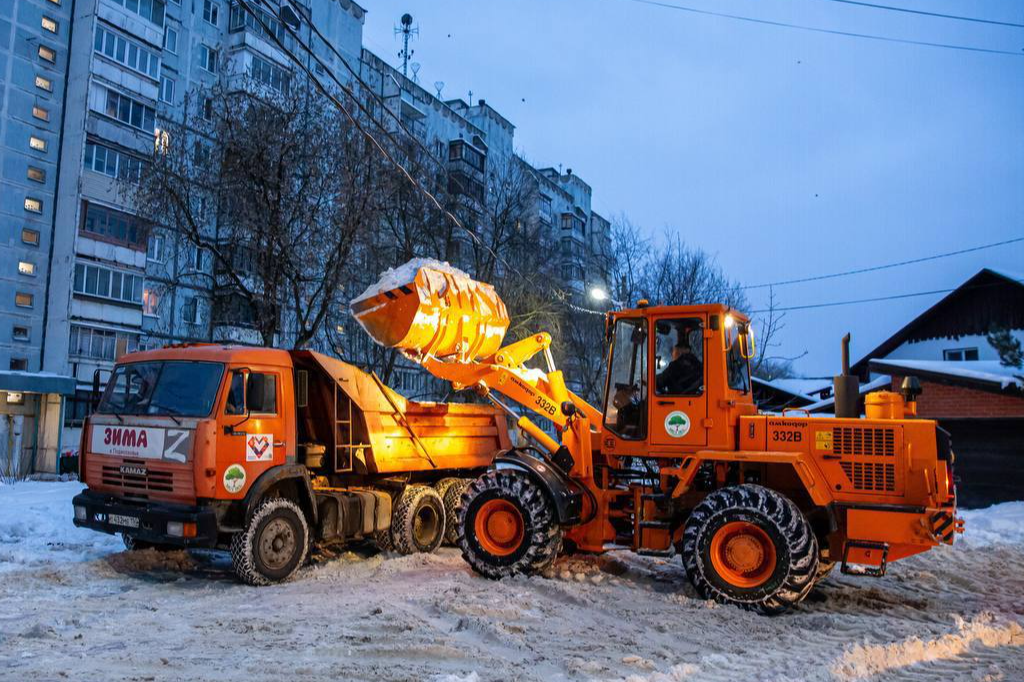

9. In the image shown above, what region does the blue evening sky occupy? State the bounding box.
[359,0,1024,376]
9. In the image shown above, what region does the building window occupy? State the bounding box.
[38,45,57,63]
[25,198,43,213]
[84,142,145,182]
[69,325,139,361]
[160,75,175,103]
[10,358,29,371]
[147,233,164,262]
[229,1,286,42]
[94,26,161,79]
[22,228,40,246]
[164,26,178,53]
[35,75,53,92]
[27,167,46,183]
[42,16,58,33]
[15,292,34,308]
[202,97,214,121]
[81,202,147,248]
[73,262,145,304]
[18,262,36,276]
[103,88,156,133]
[13,326,30,342]
[198,45,218,73]
[250,55,290,94]
[944,348,979,362]
[143,288,159,315]
[182,297,202,324]
[107,0,165,26]
[32,106,49,122]
[203,0,219,25]
[30,136,47,152]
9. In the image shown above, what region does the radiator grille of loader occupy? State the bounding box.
[834,427,897,492]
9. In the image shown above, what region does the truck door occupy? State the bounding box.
[650,315,708,448]
[216,367,290,498]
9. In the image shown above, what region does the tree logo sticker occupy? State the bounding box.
[223,464,246,494]
[665,411,691,438]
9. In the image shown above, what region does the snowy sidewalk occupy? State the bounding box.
[1,481,1022,682]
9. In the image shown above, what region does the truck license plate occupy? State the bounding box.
[109,514,139,528]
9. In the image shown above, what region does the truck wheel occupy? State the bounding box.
[441,479,472,546]
[373,529,395,553]
[682,484,818,615]
[815,560,836,583]
[231,498,310,586]
[458,470,562,580]
[392,485,445,555]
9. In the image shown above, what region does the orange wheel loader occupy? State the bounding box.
[352,260,963,614]
[72,345,510,584]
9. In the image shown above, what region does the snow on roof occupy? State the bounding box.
[805,375,891,412]
[752,377,832,402]
[870,359,1024,391]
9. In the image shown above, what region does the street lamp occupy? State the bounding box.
[589,287,623,307]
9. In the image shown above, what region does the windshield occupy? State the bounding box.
[97,361,225,417]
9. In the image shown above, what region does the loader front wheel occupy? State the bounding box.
[682,484,818,615]
[458,470,562,579]
[441,478,472,546]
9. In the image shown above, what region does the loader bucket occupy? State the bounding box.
[351,259,509,362]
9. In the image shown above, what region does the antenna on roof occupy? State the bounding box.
[395,13,418,78]
[410,62,421,83]
[434,81,445,98]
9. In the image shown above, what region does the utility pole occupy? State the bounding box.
[395,13,418,78]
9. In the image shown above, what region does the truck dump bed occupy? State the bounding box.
[296,351,510,475]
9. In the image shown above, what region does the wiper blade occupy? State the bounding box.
[149,403,183,425]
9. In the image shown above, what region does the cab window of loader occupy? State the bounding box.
[655,318,703,396]
[726,325,751,393]
[603,318,648,439]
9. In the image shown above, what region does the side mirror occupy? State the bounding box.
[91,369,102,411]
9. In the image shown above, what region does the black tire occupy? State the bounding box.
[231,498,310,586]
[373,528,395,553]
[392,485,446,555]
[458,470,562,580]
[815,560,836,583]
[441,479,472,546]
[121,534,175,552]
[681,484,818,615]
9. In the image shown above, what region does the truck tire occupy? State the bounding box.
[373,529,395,553]
[231,498,310,586]
[458,469,562,580]
[681,484,818,615]
[441,479,472,546]
[391,485,446,555]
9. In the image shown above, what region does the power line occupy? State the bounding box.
[809,0,1024,29]
[623,0,1024,57]
[741,235,1024,290]
[749,277,1024,313]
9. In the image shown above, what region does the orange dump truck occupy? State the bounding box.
[72,345,510,584]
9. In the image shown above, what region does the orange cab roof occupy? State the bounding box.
[117,344,294,367]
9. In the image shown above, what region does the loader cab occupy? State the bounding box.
[602,306,756,453]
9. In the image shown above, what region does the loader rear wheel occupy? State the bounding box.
[682,484,818,615]
[442,479,472,546]
[392,485,445,555]
[231,498,309,586]
[458,470,562,579]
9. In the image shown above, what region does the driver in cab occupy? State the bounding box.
[657,329,702,395]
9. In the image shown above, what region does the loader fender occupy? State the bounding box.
[243,464,318,526]
[494,449,583,525]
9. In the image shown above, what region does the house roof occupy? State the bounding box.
[851,268,1024,376]
[868,358,1024,395]
[805,376,892,413]
[0,371,76,396]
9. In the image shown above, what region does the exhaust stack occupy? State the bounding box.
[833,333,860,419]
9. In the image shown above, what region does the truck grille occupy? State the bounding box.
[101,461,175,494]
[839,461,896,492]
[833,427,896,457]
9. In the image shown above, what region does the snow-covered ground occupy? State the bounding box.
[1,482,1022,682]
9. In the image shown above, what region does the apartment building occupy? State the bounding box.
[0,0,613,467]
[0,0,76,475]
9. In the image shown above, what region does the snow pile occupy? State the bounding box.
[873,359,1024,390]
[350,257,470,306]
[0,481,119,572]
[959,501,1024,547]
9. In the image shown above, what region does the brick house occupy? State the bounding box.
[850,269,1024,507]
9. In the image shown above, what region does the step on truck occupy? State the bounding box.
[72,344,510,584]
[352,259,963,614]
